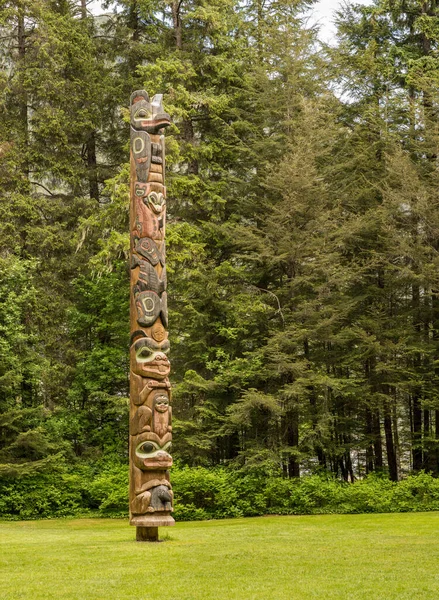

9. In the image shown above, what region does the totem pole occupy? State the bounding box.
[129,90,174,542]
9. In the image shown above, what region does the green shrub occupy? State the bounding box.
[86,463,129,515]
[2,466,439,521]
[173,503,209,521]
[0,473,85,519]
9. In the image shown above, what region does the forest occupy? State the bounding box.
[1,0,439,519]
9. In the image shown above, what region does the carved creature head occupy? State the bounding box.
[145,191,166,215]
[132,431,172,470]
[135,181,149,198]
[130,91,171,133]
[153,393,169,413]
[130,333,170,380]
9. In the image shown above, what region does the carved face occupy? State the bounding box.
[135,182,149,198]
[153,394,169,413]
[145,191,165,215]
[132,432,172,470]
[130,92,171,133]
[131,98,153,129]
[151,322,166,342]
[131,336,170,380]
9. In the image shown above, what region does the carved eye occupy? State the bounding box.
[136,346,153,360]
[142,296,155,313]
[139,442,155,454]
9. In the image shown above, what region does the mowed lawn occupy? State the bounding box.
[1,513,439,599]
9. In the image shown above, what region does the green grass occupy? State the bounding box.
[1,513,439,599]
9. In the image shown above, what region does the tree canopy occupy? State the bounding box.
[1,0,439,487]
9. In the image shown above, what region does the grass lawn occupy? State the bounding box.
[1,513,439,599]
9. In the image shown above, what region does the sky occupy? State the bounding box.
[88,0,374,44]
[309,0,373,42]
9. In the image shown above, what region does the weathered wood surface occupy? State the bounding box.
[129,90,174,539]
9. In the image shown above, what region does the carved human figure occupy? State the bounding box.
[152,392,172,438]
[130,390,171,438]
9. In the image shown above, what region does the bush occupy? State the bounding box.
[85,463,128,515]
[0,473,86,519]
[2,465,439,521]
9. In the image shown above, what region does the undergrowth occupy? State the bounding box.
[1,464,439,521]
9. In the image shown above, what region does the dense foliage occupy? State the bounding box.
[2,466,439,521]
[2,0,439,519]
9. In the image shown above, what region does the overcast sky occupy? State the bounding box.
[309,0,373,42]
[88,0,374,44]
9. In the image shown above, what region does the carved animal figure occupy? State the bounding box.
[130,432,174,515]
[132,194,165,241]
[131,255,166,294]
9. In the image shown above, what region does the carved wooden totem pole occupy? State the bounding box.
[129,90,174,541]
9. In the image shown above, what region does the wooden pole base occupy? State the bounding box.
[136,526,159,542]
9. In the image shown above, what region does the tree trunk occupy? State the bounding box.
[343,434,355,482]
[424,408,432,470]
[86,131,99,201]
[383,396,398,481]
[392,399,401,477]
[412,285,424,470]
[365,407,375,474]
[372,409,383,470]
[129,1,140,41]
[286,409,300,478]
[256,0,263,61]
[412,394,423,470]
[17,9,28,179]
[420,9,437,161]
[172,1,182,50]
[79,3,99,201]
[436,411,439,474]
[183,118,199,175]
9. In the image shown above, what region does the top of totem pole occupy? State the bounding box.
[130,90,171,133]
